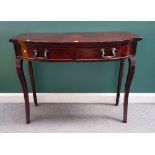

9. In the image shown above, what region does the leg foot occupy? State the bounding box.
[26,120,30,124]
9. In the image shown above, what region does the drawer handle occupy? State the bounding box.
[44,49,48,58]
[34,49,48,59]
[100,48,117,59]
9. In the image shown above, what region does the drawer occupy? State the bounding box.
[20,47,74,61]
[75,46,129,61]
[19,45,129,61]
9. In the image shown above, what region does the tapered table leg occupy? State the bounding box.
[123,56,136,123]
[28,61,38,106]
[16,59,30,124]
[116,60,125,106]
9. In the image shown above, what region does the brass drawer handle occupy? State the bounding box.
[100,48,117,59]
[34,49,48,59]
[44,49,48,58]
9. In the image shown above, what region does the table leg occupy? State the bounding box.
[123,56,135,123]
[16,59,30,124]
[28,61,38,106]
[116,60,125,106]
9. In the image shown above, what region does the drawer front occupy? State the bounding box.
[75,46,129,61]
[19,45,129,61]
[20,47,74,61]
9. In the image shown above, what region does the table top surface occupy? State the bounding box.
[9,32,142,43]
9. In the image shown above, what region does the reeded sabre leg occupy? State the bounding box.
[123,56,136,123]
[28,61,38,106]
[116,60,125,106]
[16,59,30,124]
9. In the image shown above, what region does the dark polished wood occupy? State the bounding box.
[123,56,136,123]
[10,32,142,124]
[9,32,142,43]
[16,59,30,124]
[28,61,38,106]
[116,60,125,106]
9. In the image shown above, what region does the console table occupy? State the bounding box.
[9,32,142,124]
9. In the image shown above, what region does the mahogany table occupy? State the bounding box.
[9,32,142,124]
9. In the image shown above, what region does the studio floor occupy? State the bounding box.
[0,102,155,133]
